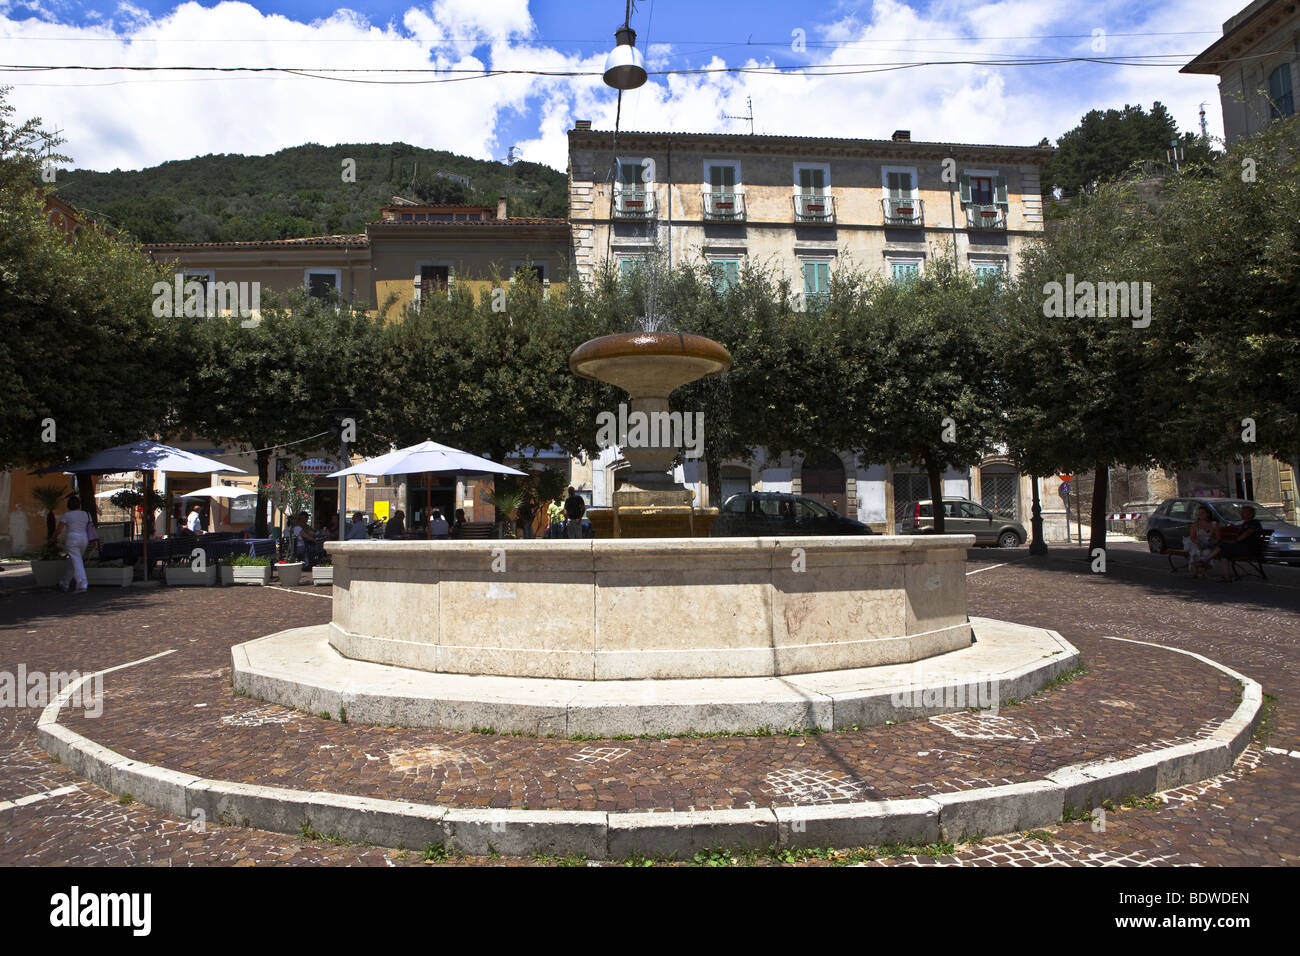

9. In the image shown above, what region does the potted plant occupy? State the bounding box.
[163,555,217,587]
[481,486,525,538]
[84,558,133,588]
[30,483,70,588]
[230,554,273,585]
[312,552,333,586]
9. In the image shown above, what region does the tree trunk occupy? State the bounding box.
[704,449,723,511]
[1088,461,1109,555]
[78,473,97,526]
[255,449,270,538]
[922,448,945,534]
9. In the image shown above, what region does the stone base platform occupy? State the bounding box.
[233,618,1080,736]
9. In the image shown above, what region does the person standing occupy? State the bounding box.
[55,494,93,593]
[564,486,586,539]
[186,504,204,534]
[517,496,536,539]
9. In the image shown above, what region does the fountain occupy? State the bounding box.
[230,328,1076,735]
[570,331,731,537]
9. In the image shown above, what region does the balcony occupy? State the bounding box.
[702,190,746,221]
[882,196,924,226]
[614,187,656,219]
[965,203,1007,230]
[793,193,835,223]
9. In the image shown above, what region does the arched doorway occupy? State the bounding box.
[801,451,847,514]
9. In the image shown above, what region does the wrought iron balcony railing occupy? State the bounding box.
[702,190,746,221]
[614,187,656,218]
[881,196,924,226]
[793,193,836,223]
[965,203,1008,230]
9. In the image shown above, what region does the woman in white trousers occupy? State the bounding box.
[55,494,92,593]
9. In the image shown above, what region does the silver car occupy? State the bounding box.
[896,498,1026,547]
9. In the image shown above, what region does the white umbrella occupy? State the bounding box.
[180,487,258,500]
[48,440,247,475]
[328,440,526,478]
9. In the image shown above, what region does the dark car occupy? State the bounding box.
[896,498,1026,547]
[1147,497,1300,565]
[710,492,873,537]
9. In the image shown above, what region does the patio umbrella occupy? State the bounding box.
[179,487,258,499]
[39,440,246,578]
[329,440,525,536]
[44,440,247,477]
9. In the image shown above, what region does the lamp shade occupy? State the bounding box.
[603,25,647,90]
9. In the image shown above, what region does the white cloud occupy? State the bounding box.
[0,0,1240,176]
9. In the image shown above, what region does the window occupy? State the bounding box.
[511,262,547,283]
[795,164,829,195]
[619,257,647,280]
[414,263,451,308]
[960,170,1008,229]
[304,269,341,299]
[704,161,743,219]
[794,163,834,221]
[1168,500,1191,520]
[710,259,740,292]
[882,166,922,224]
[887,257,922,282]
[802,260,831,298]
[706,161,740,191]
[615,157,654,217]
[1269,63,1294,119]
[793,499,830,520]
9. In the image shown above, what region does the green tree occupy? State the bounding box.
[1145,116,1300,489]
[840,258,1007,533]
[175,289,386,535]
[1001,180,1194,555]
[1043,102,1215,202]
[0,91,181,471]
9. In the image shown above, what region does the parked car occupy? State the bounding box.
[1146,497,1300,565]
[896,498,1026,547]
[710,492,873,537]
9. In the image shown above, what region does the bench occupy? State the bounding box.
[1165,527,1269,581]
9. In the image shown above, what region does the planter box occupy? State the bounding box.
[85,566,133,588]
[276,562,303,587]
[231,565,273,586]
[312,566,333,586]
[164,565,234,587]
[31,559,66,588]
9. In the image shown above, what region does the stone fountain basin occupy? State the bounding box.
[569,332,731,397]
[324,535,973,681]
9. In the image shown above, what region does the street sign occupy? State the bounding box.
[1060,481,1071,498]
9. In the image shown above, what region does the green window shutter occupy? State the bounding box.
[994,174,1008,204]
[710,165,736,189]
[619,160,643,186]
[620,258,644,279]
[712,260,740,291]
[803,261,829,295]
[800,167,825,194]
[958,173,971,204]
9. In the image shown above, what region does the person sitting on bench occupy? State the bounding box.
[1216,505,1264,581]
[1186,505,1221,580]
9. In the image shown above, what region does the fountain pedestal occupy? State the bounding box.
[569,332,731,538]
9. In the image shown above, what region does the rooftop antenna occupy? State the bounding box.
[723,96,754,134]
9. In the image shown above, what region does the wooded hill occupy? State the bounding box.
[51,142,569,243]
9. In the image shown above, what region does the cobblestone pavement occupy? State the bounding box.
[0,543,1296,866]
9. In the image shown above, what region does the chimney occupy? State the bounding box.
[574,119,592,130]
[892,130,911,142]
[497,196,507,219]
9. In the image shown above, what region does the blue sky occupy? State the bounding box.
[0,0,1241,172]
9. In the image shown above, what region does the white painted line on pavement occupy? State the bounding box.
[1264,746,1300,759]
[0,784,79,813]
[265,585,332,599]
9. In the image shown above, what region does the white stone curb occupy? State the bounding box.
[36,636,1262,860]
